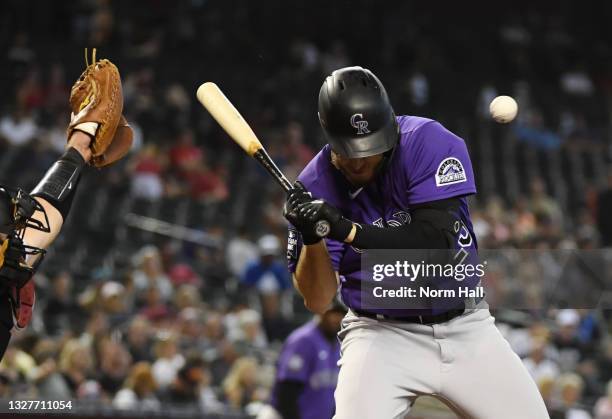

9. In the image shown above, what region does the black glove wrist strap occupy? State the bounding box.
[30,147,86,221]
[328,217,353,242]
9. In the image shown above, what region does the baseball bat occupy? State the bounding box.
[196,82,330,237]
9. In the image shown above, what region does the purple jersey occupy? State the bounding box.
[270,321,340,419]
[287,116,479,315]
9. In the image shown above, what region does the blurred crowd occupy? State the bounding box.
[0,0,612,417]
[0,237,294,416]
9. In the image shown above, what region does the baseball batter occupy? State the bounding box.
[283,67,549,418]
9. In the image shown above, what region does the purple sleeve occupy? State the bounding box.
[276,338,314,383]
[403,121,476,204]
[287,227,343,273]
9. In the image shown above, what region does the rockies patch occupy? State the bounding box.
[435,157,467,187]
[288,354,304,371]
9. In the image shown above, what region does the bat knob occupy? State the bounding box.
[314,220,331,238]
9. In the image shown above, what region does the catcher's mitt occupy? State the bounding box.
[69,48,133,167]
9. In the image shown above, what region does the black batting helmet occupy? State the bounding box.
[318,66,399,159]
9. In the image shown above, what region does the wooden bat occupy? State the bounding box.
[196,82,330,237]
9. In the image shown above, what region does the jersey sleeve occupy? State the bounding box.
[276,337,314,383]
[287,226,343,273]
[403,121,477,204]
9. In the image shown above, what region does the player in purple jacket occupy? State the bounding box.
[283,67,549,418]
[259,302,345,419]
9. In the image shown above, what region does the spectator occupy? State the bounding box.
[59,340,95,396]
[223,357,261,410]
[124,316,153,363]
[242,235,293,341]
[242,235,291,296]
[554,310,585,372]
[130,145,166,200]
[226,227,258,278]
[169,130,203,170]
[523,338,560,384]
[561,66,594,96]
[0,107,38,147]
[43,271,82,336]
[99,281,128,318]
[550,373,592,419]
[282,121,315,177]
[132,246,173,302]
[594,380,612,419]
[0,372,11,398]
[31,338,71,399]
[43,63,69,113]
[139,285,172,322]
[232,309,268,355]
[0,344,36,387]
[210,340,240,387]
[98,339,133,396]
[151,333,184,389]
[160,356,213,407]
[597,340,612,384]
[529,178,563,231]
[176,308,205,351]
[596,169,612,246]
[173,284,203,311]
[40,113,70,157]
[113,362,160,411]
[16,69,44,110]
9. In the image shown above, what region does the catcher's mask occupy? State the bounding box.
[0,186,49,289]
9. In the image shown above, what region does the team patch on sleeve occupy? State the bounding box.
[288,354,305,372]
[287,227,299,262]
[435,157,467,186]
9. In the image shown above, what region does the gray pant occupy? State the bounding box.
[333,303,550,419]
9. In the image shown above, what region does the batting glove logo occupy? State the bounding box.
[315,220,331,237]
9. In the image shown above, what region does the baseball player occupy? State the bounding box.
[258,301,346,419]
[283,67,549,418]
[0,51,132,361]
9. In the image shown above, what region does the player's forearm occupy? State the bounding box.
[23,131,91,266]
[21,198,63,266]
[294,241,338,314]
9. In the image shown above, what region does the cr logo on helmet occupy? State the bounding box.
[350,113,370,135]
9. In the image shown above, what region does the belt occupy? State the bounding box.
[354,296,484,325]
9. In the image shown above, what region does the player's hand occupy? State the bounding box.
[67,130,93,162]
[283,181,321,244]
[295,199,353,242]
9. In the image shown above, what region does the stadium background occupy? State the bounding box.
[1,0,612,417]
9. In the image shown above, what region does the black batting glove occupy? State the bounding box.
[283,181,321,245]
[295,199,353,242]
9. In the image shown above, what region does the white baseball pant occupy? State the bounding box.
[333,303,550,419]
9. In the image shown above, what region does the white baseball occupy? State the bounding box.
[489,95,518,123]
